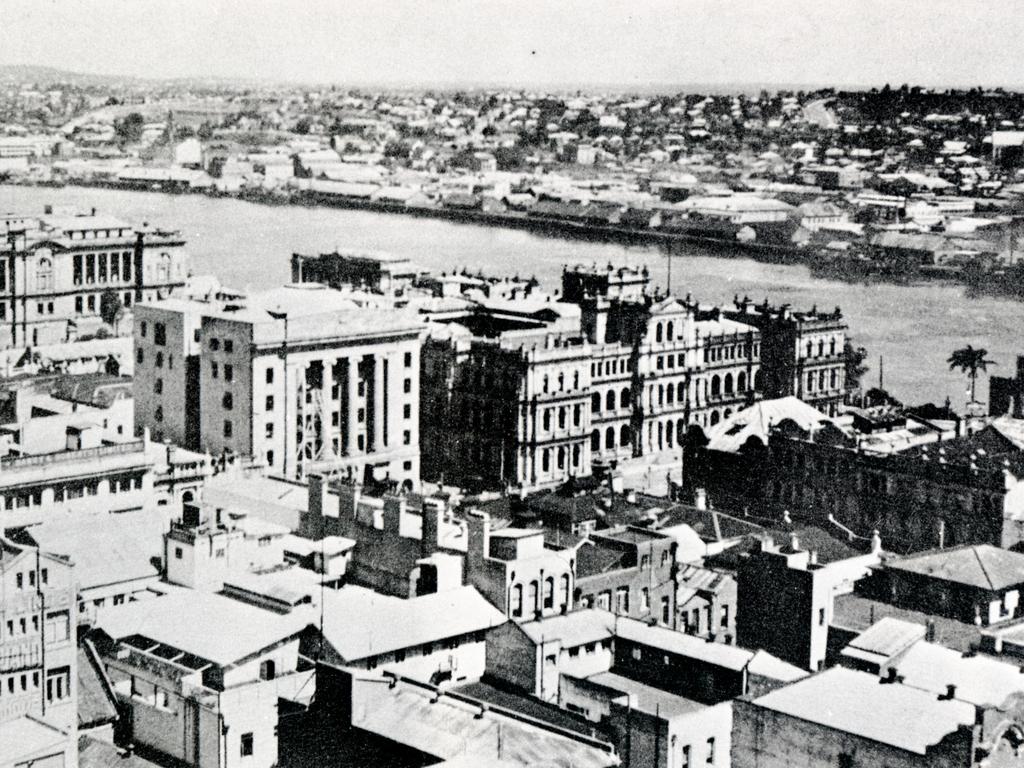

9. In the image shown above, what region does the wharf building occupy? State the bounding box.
[0,208,188,348]
[133,283,423,487]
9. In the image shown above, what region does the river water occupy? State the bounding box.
[1,184,1019,407]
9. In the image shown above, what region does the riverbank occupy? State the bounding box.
[3,181,1022,407]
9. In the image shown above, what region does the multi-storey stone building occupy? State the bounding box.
[420,265,768,491]
[1,208,188,348]
[722,296,847,416]
[134,284,423,487]
[0,537,77,741]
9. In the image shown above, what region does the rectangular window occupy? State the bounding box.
[73,254,83,285]
[87,295,95,312]
[224,339,234,354]
[240,733,254,757]
[265,422,274,439]
[211,362,219,378]
[224,420,233,438]
[403,378,412,394]
[403,430,411,445]
[266,367,274,384]
[640,587,650,612]
[154,323,166,346]
[123,252,132,281]
[86,253,95,283]
[404,351,413,367]
[224,364,233,382]
[403,404,411,419]
[615,587,629,614]
[706,737,715,765]
[75,296,83,314]
[661,596,671,624]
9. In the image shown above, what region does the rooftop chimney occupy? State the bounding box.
[940,684,957,700]
[694,488,707,511]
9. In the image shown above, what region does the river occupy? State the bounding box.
[1,184,1020,407]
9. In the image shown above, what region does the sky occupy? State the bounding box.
[4,0,1024,89]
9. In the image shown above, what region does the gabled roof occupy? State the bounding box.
[884,544,1024,591]
[749,667,975,755]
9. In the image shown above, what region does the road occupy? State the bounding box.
[803,98,838,129]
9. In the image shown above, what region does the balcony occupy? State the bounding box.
[0,440,146,470]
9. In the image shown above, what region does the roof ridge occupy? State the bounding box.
[972,545,997,591]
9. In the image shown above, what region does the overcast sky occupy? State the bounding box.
[4,0,1023,89]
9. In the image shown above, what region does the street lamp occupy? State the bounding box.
[267,309,288,476]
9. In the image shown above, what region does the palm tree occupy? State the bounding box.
[947,345,996,404]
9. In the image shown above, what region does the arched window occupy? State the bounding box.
[36,257,53,291]
[806,341,813,358]
[557,446,565,469]
[657,421,664,450]
[658,385,664,405]
[157,253,171,282]
[710,410,721,426]
[666,419,674,447]
[558,373,564,391]
[542,449,550,472]
[558,407,566,430]
[830,370,838,389]
[511,584,523,617]
[830,338,836,356]
[666,385,675,404]
[592,392,601,413]
[620,424,631,447]
[542,375,549,393]
[543,577,555,609]
[818,340,825,357]
[572,445,580,467]
[561,574,571,609]
[591,430,600,450]
[711,375,721,397]
[543,410,551,431]
[737,372,746,392]
[528,581,539,613]
[655,323,663,343]
[606,390,615,411]
[620,388,630,408]
[677,382,686,401]
[724,408,732,419]
[605,427,615,449]
[819,370,826,390]
[754,369,763,391]
[666,321,674,341]
[573,371,579,389]
[724,373,733,394]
